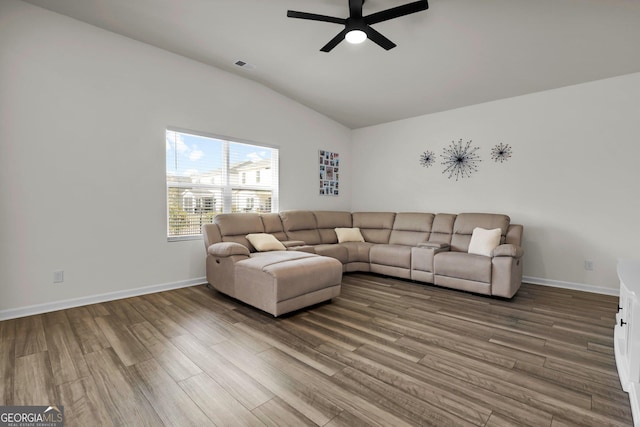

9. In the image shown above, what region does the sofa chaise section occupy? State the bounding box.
[233,250,342,317]
[203,214,343,317]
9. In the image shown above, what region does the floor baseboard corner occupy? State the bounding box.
[0,277,207,321]
[523,275,618,296]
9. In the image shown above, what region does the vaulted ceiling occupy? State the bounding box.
[23,0,640,128]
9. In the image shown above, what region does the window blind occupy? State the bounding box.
[166,129,279,239]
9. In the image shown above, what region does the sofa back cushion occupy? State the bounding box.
[389,213,434,246]
[202,223,222,248]
[313,211,353,244]
[280,210,322,245]
[505,224,523,246]
[450,213,510,252]
[428,214,456,245]
[352,212,396,243]
[214,213,265,250]
[260,213,287,241]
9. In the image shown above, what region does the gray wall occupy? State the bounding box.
[352,73,640,292]
[0,0,351,316]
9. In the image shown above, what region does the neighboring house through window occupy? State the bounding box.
[166,129,279,239]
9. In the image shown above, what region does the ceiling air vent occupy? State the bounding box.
[234,60,255,70]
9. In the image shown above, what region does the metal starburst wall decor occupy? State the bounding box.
[491,143,512,163]
[440,139,481,181]
[419,150,435,168]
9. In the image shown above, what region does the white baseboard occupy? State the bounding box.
[0,277,207,321]
[523,275,619,296]
[0,275,617,321]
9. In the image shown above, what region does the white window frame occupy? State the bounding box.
[166,127,279,241]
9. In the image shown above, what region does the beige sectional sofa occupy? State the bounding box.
[202,210,524,316]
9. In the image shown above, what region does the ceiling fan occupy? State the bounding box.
[287,0,429,52]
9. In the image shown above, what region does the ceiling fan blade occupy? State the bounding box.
[364,0,428,25]
[287,10,345,25]
[349,0,364,19]
[321,29,348,52]
[363,25,396,50]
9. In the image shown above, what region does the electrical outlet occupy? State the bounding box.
[53,270,64,283]
[584,260,594,271]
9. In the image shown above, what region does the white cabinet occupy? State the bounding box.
[615,259,640,426]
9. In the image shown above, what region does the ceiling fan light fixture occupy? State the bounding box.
[345,29,367,44]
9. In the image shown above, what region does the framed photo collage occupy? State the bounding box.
[319,150,339,196]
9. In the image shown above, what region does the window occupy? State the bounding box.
[166,129,279,240]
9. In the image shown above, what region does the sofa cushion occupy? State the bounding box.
[214,213,265,250]
[335,227,365,243]
[246,233,286,252]
[353,212,396,243]
[215,213,263,235]
[435,252,492,283]
[314,211,353,244]
[202,223,222,248]
[389,212,434,246]
[468,228,501,257]
[428,213,456,245]
[450,213,510,252]
[370,244,412,269]
[261,213,288,241]
[505,224,524,246]
[235,251,341,302]
[314,244,349,264]
[339,242,374,263]
[280,210,322,245]
[280,210,317,230]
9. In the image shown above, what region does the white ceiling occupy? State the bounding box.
[22,0,640,129]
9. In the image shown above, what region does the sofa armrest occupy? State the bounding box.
[417,242,450,250]
[207,242,250,257]
[491,244,524,258]
[282,240,306,248]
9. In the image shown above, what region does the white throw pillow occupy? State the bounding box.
[246,233,286,251]
[468,227,501,257]
[335,227,365,243]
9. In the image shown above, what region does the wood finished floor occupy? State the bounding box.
[0,274,632,426]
